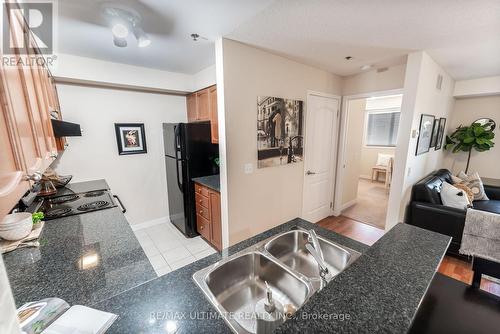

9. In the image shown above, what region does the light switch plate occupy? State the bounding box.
[244,163,253,174]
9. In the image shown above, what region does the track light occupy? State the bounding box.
[103,4,151,48]
[112,22,129,38]
[133,26,151,48]
[113,35,127,47]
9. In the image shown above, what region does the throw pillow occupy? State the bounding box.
[376,154,393,167]
[457,171,489,201]
[451,175,463,184]
[454,183,474,204]
[440,181,470,210]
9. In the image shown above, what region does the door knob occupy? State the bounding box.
[306,170,316,175]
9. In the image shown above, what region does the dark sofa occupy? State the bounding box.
[406,169,500,257]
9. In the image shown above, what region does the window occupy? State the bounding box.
[365,110,400,147]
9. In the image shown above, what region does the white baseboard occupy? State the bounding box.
[341,199,358,211]
[131,216,170,231]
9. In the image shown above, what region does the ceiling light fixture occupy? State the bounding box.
[360,64,373,71]
[133,26,151,48]
[102,3,151,48]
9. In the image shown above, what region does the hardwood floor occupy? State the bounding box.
[318,215,500,297]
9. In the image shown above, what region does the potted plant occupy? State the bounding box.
[445,121,495,173]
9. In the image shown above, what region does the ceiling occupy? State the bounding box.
[228,0,500,79]
[58,0,500,79]
[57,0,275,74]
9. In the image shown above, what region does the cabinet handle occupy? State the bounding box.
[25,172,42,182]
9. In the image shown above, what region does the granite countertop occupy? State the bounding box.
[93,219,450,333]
[192,174,220,192]
[3,180,156,307]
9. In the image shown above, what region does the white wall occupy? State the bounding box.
[342,98,365,206]
[220,39,342,245]
[192,65,216,91]
[443,95,500,178]
[454,76,500,98]
[342,64,406,96]
[387,51,455,229]
[54,84,187,225]
[50,54,194,92]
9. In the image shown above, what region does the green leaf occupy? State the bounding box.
[463,137,475,143]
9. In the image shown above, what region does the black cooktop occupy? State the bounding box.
[40,189,117,220]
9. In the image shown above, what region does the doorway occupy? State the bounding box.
[334,90,403,230]
[301,92,340,222]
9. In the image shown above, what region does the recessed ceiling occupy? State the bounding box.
[57,0,275,74]
[227,0,500,79]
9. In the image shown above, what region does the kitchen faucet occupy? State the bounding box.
[305,230,330,282]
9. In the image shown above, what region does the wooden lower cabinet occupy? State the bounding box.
[194,183,222,250]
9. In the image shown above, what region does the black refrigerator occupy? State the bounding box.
[163,122,219,237]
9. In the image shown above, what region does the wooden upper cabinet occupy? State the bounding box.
[186,85,218,144]
[186,93,197,122]
[208,86,218,144]
[196,88,210,121]
[0,64,43,177]
[0,72,30,218]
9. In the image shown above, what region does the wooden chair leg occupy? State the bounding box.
[471,271,482,288]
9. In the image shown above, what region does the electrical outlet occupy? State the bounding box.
[407,167,412,177]
[244,163,253,174]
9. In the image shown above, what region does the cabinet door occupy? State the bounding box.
[0,65,43,178]
[197,214,211,241]
[209,191,222,250]
[0,77,30,219]
[208,85,218,143]
[186,93,197,122]
[196,89,210,121]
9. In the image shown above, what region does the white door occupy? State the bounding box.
[302,94,339,222]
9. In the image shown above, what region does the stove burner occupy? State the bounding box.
[84,191,105,198]
[45,207,72,218]
[49,195,79,205]
[77,201,109,211]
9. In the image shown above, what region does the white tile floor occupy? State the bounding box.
[134,222,216,277]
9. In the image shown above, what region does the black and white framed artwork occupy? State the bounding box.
[415,114,435,156]
[257,96,304,168]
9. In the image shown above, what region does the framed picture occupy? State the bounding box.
[435,118,446,150]
[415,114,435,156]
[114,123,147,155]
[430,119,440,148]
[257,96,304,168]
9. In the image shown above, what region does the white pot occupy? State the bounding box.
[0,213,33,240]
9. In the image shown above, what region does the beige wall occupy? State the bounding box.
[342,64,406,96]
[342,98,365,206]
[221,39,342,245]
[443,95,500,178]
[387,52,455,228]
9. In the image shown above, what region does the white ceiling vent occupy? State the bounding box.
[436,74,443,90]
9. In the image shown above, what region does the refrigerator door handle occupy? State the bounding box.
[174,126,184,193]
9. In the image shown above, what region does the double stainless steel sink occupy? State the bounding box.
[193,228,361,333]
